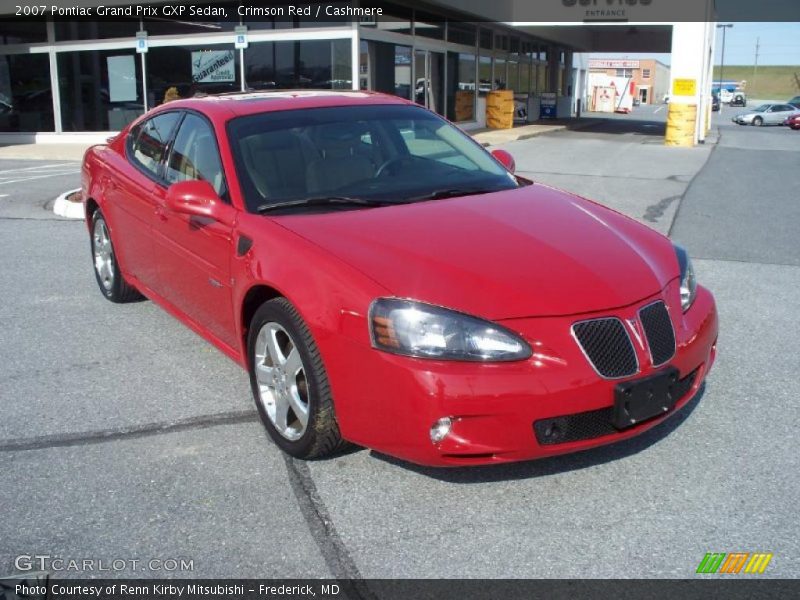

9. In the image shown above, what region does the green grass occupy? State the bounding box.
[713,65,800,100]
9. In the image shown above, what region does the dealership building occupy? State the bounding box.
[0,0,718,145]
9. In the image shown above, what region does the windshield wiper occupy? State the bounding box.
[256,196,389,213]
[405,188,498,202]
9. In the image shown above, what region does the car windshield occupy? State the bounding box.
[752,105,770,112]
[227,104,519,213]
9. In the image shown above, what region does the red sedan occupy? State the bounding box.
[82,91,718,467]
[784,113,800,129]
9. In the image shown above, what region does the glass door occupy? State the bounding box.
[414,49,444,115]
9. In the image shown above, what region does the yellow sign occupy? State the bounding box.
[673,78,697,96]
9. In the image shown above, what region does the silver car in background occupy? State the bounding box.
[732,103,799,126]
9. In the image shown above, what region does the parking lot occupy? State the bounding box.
[1,106,798,579]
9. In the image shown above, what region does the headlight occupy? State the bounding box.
[369,298,531,362]
[674,244,697,311]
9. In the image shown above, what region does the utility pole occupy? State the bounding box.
[716,24,733,108]
[753,37,760,95]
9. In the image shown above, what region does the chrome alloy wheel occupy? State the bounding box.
[254,322,310,441]
[93,218,114,291]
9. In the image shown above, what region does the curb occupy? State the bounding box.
[52,188,84,219]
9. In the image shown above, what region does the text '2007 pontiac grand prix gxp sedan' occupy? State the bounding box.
[82,91,718,467]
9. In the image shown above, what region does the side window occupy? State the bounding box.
[166,113,227,199]
[129,112,180,178]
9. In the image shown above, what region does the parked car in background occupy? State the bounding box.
[732,103,797,126]
[80,90,718,467]
[787,96,800,109]
[729,91,747,107]
[784,113,800,130]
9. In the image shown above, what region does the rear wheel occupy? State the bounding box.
[753,116,763,126]
[247,298,347,459]
[90,210,142,303]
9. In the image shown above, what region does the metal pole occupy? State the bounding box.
[716,24,732,110]
[753,37,760,95]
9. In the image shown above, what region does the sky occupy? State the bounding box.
[588,22,800,66]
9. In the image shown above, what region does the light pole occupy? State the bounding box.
[716,24,733,110]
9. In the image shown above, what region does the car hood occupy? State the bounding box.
[274,185,678,320]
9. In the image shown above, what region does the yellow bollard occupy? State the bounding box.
[486,90,515,129]
[664,103,697,147]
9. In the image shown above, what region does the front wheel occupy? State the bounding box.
[90,210,143,303]
[753,116,763,126]
[247,298,347,459]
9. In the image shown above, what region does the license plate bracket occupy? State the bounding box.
[613,367,680,430]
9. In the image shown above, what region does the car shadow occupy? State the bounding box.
[370,383,706,483]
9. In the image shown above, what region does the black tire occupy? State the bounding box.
[90,209,143,303]
[247,297,347,459]
[753,116,763,127]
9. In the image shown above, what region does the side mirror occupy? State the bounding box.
[165,180,223,220]
[491,149,515,174]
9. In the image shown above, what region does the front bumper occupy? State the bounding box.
[326,281,718,467]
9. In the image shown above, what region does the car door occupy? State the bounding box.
[767,105,790,124]
[151,112,239,350]
[104,111,181,290]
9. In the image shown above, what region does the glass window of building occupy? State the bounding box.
[478,55,492,96]
[447,23,476,47]
[479,28,493,51]
[494,56,507,90]
[538,63,548,92]
[0,20,48,43]
[642,68,651,78]
[142,1,241,35]
[506,59,518,92]
[243,39,351,92]
[54,20,140,41]
[148,45,241,107]
[446,52,476,122]
[414,12,444,40]
[519,60,531,94]
[58,50,144,131]
[0,54,54,132]
[358,41,411,100]
[369,2,412,36]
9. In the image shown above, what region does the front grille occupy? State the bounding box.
[533,369,699,446]
[639,301,676,367]
[572,318,638,379]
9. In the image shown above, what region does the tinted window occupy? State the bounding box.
[129,112,181,177]
[166,113,227,198]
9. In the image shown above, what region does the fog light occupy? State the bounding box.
[429,417,452,444]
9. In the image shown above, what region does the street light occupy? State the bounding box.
[716,24,733,110]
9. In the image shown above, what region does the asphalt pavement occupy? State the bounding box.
[1,106,798,580]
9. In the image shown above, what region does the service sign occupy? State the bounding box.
[191,50,235,83]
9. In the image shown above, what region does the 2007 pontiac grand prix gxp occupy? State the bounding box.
[82,91,718,467]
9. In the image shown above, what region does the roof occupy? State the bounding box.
[160,90,413,120]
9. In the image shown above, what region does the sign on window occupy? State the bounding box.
[191,51,235,84]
